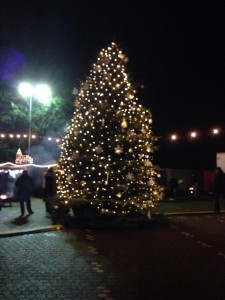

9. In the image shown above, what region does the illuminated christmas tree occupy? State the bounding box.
[56,42,164,216]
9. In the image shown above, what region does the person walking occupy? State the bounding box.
[15,170,34,216]
[214,167,225,213]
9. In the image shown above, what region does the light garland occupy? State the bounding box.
[0,127,221,142]
[0,162,58,168]
[0,133,60,142]
[169,128,220,141]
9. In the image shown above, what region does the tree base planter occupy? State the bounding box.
[50,209,163,230]
[46,198,165,230]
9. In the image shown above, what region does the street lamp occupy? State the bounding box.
[18,82,52,156]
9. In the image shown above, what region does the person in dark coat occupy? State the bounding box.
[43,167,56,200]
[0,172,8,194]
[214,167,225,213]
[43,167,56,213]
[15,170,34,216]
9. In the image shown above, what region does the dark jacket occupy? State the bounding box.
[215,168,225,194]
[15,171,33,199]
[44,168,56,197]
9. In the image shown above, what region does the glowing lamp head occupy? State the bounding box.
[18,82,33,98]
[18,82,52,104]
[33,84,52,104]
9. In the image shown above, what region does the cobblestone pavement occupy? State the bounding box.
[0,198,62,236]
[1,214,225,300]
[0,229,122,300]
[1,197,225,299]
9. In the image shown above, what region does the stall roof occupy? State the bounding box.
[0,162,58,169]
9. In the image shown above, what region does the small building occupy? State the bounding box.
[15,148,33,164]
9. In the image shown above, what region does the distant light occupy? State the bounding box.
[212,128,219,135]
[190,132,197,138]
[171,134,177,140]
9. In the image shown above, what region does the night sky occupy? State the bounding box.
[1,0,225,169]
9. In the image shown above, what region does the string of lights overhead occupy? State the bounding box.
[0,127,221,142]
[168,128,220,141]
[0,133,60,142]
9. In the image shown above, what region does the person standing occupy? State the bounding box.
[0,173,7,211]
[214,167,225,213]
[43,167,56,200]
[169,175,178,199]
[43,167,56,213]
[15,170,34,216]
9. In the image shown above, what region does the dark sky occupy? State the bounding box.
[1,0,225,169]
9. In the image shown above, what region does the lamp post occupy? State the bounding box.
[18,82,52,156]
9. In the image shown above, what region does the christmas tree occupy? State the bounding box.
[56,42,164,216]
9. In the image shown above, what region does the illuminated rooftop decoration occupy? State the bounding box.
[15,148,33,164]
